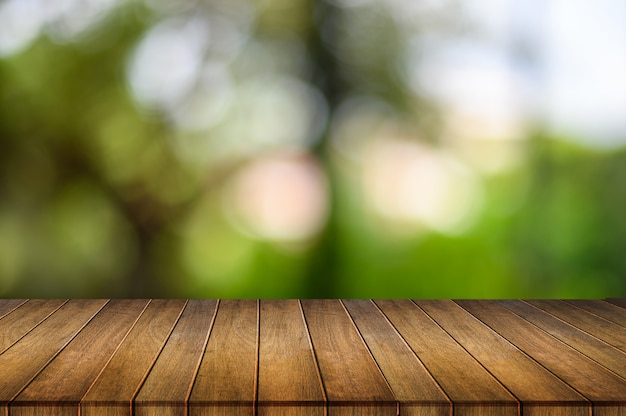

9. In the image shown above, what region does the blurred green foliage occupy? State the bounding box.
[0,0,624,298]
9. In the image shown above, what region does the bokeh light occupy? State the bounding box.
[225,152,328,245]
[362,136,483,236]
[0,0,44,56]
[128,17,207,111]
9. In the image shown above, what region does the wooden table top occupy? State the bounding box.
[1,299,625,416]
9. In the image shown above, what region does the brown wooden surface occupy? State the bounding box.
[459,300,626,416]
[12,300,149,416]
[0,299,625,415]
[301,299,396,416]
[499,300,626,380]
[416,300,588,416]
[342,300,450,416]
[0,299,27,320]
[0,299,66,354]
[135,300,218,416]
[564,300,626,328]
[257,300,324,416]
[525,300,626,352]
[81,299,187,416]
[188,300,257,416]
[606,298,626,309]
[0,299,108,413]
[376,300,518,416]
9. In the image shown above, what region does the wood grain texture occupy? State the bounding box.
[81,299,187,416]
[458,300,626,416]
[500,300,626,380]
[12,300,150,416]
[415,300,588,416]
[135,300,218,416]
[301,299,396,416]
[0,299,66,354]
[564,300,626,328]
[343,300,450,416]
[0,299,27,319]
[525,300,626,352]
[0,299,108,413]
[188,300,257,416]
[376,300,518,416]
[0,299,625,415]
[257,300,324,416]
[605,298,626,309]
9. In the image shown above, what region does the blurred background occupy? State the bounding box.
[0,0,625,298]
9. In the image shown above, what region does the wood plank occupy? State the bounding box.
[605,298,626,309]
[81,299,188,416]
[136,300,218,416]
[526,300,626,352]
[0,299,108,413]
[188,300,257,416]
[498,300,626,380]
[256,300,324,416]
[301,299,397,416]
[11,299,150,416]
[0,299,67,354]
[342,300,450,416]
[0,299,27,320]
[375,300,518,416]
[458,300,626,416]
[564,300,626,328]
[415,300,588,416]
